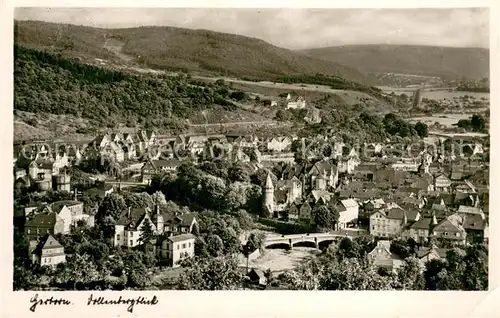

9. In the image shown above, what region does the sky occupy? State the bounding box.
[14,7,490,49]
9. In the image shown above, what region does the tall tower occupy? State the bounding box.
[263,173,274,214]
[412,89,422,109]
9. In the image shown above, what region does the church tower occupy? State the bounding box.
[263,173,275,214]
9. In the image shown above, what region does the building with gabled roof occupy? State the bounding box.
[25,211,66,240]
[114,207,157,248]
[30,234,66,267]
[158,233,196,267]
[367,240,403,271]
[416,245,449,269]
[431,214,467,244]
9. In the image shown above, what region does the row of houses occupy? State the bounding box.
[367,240,452,272]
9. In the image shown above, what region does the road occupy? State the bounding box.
[187,120,279,128]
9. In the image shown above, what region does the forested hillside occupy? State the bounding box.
[14,45,239,130]
[14,20,376,85]
[298,44,489,80]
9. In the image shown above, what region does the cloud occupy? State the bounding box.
[14,7,489,49]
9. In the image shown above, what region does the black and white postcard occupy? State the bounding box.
[2,1,499,317]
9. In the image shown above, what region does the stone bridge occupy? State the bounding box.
[263,229,367,249]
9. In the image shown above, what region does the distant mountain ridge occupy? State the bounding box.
[14,20,376,85]
[297,44,489,80]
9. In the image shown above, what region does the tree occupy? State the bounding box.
[314,205,334,231]
[456,119,471,130]
[225,182,248,211]
[205,234,224,257]
[138,219,155,246]
[414,122,429,138]
[96,193,127,221]
[14,263,41,290]
[151,191,167,207]
[176,255,243,290]
[470,114,486,132]
[228,162,251,183]
[122,252,152,288]
[235,210,253,230]
[389,239,414,259]
[53,254,101,290]
[395,257,425,290]
[274,109,293,122]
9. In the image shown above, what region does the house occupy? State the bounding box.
[431,214,467,244]
[141,159,182,184]
[434,174,452,192]
[92,134,111,148]
[391,162,419,172]
[298,202,313,220]
[416,246,449,269]
[403,217,434,244]
[369,205,416,238]
[337,157,360,174]
[353,164,378,182]
[454,180,476,193]
[101,142,125,163]
[28,160,55,180]
[336,199,359,229]
[307,160,338,190]
[266,137,292,152]
[462,214,488,243]
[367,240,403,271]
[286,96,306,109]
[186,135,208,155]
[304,108,321,124]
[456,206,485,219]
[159,233,196,267]
[288,202,300,220]
[454,192,479,207]
[114,207,157,248]
[25,212,65,240]
[275,177,303,205]
[159,212,199,235]
[30,234,66,267]
[49,200,93,230]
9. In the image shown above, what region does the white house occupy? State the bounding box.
[114,208,157,248]
[160,234,196,267]
[266,136,292,152]
[337,199,359,228]
[286,96,306,109]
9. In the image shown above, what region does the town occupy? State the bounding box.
[14,107,489,290]
[12,8,489,292]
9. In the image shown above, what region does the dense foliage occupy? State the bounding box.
[455,114,487,132]
[14,45,236,130]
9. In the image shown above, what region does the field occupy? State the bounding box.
[408,113,471,127]
[378,86,490,101]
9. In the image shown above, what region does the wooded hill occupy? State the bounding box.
[14,20,376,85]
[298,44,489,80]
[14,45,239,131]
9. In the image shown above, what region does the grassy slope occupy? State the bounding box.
[297,44,489,80]
[14,20,375,85]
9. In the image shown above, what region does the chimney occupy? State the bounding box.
[74,188,78,201]
[128,207,131,218]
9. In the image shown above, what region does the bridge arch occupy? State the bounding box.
[317,239,336,250]
[265,243,291,250]
[292,240,317,248]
